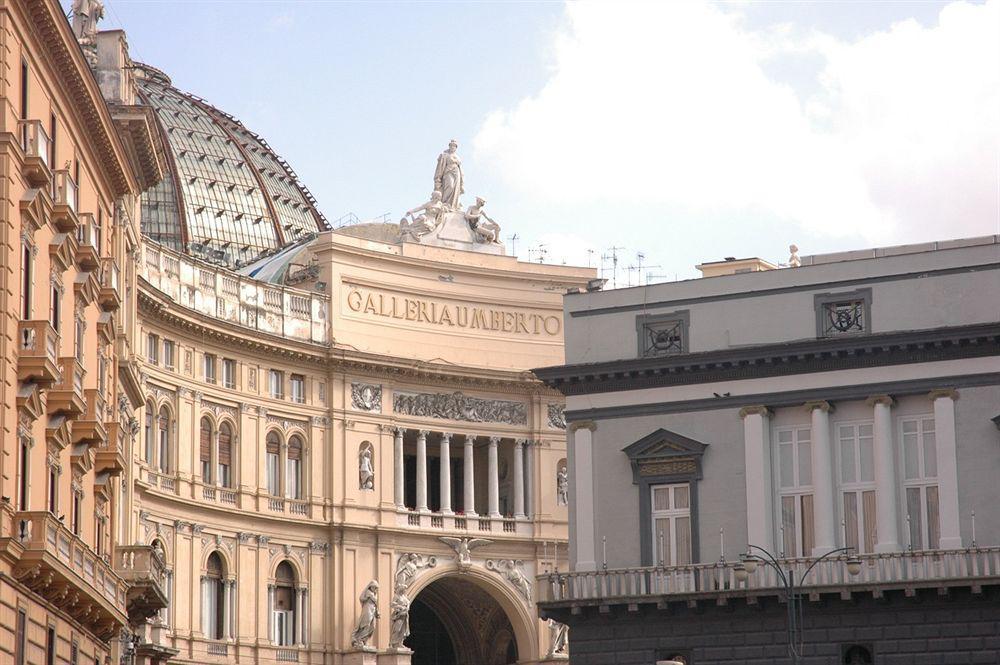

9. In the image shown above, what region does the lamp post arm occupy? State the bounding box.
[747,544,789,588]
[800,546,854,583]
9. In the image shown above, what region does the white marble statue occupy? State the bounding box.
[556,466,569,506]
[502,560,532,603]
[389,591,411,648]
[465,197,501,244]
[71,0,105,41]
[359,445,374,491]
[394,553,435,593]
[400,190,444,241]
[788,244,801,268]
[350,581,379,649]
[440,537,492,567]
[434,140,464,210]
[547,619,569,657]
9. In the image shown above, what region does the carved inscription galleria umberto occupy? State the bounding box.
[345,286,561,336]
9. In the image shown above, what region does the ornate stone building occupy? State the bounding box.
[1,2,593,663]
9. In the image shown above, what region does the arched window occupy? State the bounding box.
[287,435,303,500]
[218,422,233,487]
[157,406,171,473]
[272,561,297,646]
[144,401,154,463]
[266,432,281,495]
[199,416,213,482]
[202,552,228,640]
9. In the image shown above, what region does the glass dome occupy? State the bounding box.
[134,64,328,268]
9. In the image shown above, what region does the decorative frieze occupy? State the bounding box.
[267,414,309,430]
[204,400,238,420]
[352,383,382,412]
[393,390,527,425]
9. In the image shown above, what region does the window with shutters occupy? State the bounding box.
[266,432,281,495]
[203,552,227,640]
[144,401,155,464]
[158,406,171,473]
[900,416,940,550]
[287,435,303,499]
[222,358,236,389]
[21,243,32,320]
[218,422,233,487]
[269,369,284,399]
[204,353,217,383]
[775,427,815,557]
[14,609,26,665]
[200,417,213,482]
[147,333,159,364]
[273,561,297,646]
[651,483,692,566]
[75,317,85,363]
[163,339,175,369]
[290,374,305,403]
[837,422,877,553]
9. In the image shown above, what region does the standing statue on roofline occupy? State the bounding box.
[434,139,465,211]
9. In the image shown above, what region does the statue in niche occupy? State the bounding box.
[434,140,465,210]
[557,466,569,506]
[350,581,379,649]
[388,590,411,648]
[399,191,444,241]
[359,445,375,491]
[465,197,501,244]
[547,619,569,657]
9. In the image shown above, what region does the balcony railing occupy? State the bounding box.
[47,356,87,417]
[115,544,169,624]
[75,212,100,270]
[17,320,60,385]
[99,257,122,312]
[537,547,1000,604]
[72,388,108,445]
[51,169,79,232]
[12,511,127,640]
[18,119,52,186]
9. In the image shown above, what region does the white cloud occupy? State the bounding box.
[473,0,1000,244]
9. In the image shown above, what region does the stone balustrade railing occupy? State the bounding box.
[537,546,1000,603]
[140,240,328,344]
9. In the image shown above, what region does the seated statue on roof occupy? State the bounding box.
[399,190,444,242]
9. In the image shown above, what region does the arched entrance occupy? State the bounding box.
[406,576,520,665]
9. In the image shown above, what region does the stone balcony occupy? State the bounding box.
[115,544,169,625]
[51,169,79,233]
[8,511,128,641]
[17,320,61,385]
[95,425,129,475]
[17,119,52,187]
[75,212,101,271]
[99,256,122,312]
[537,546,1000,610]
[72,388,108,446]
[47,356,87,416]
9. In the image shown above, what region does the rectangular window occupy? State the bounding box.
[650,483,691,566]
[48,466,58,513]
[222,358,236,389]
[15,610,26,665]
[72,491,82,536]
[18,437,30,511]
[163,340,175,369]
[837,422,877,553]
[204,353,216,383]
[75,317,85,363]
[46,626,55,665]
[20,60,28,123]
[290,374,305,403]
[71,641,78,665]
[775,427,814,557]
[901,417,939,550]
[49,113,56,167]
[21,244,32,320]
[50,285,60,332]
[147,333,159,364]
[269,370,283,399]
[266,452,280,495]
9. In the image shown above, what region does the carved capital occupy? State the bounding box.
[738,405,772,419]
[803,400,834,413]
[865,394,895,407]
[928,388,959,402]
[568,420,597,432]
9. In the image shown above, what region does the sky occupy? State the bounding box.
[78,0,999,282]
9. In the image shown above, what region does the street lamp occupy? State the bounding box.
[734,544,862,663]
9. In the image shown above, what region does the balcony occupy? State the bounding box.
[17,320,60,385]
[95,426,128,476]
[537,547,1000,607]
[47,357,86,416]
[72,388,108,446]
[51,169,79,233]
[18,119,52,187]
[75,213,100,271]
[10,511,127,641]
[115,544,169,624]
[99,257,122,312]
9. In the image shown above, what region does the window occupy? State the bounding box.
[273,561,297,646]
[776,427,814,557]
[157,406,171,473]
[901,417,939,550]
[144,401,155,464]
[71,489,82,536]
[838,423,877,553]
[651,483,691,566]
[18,436,30,511]
[269,370,283,398]
[49,113,56,167]
[202,552,227,639]
[218,423,233,487]
[163,340,175,369]
[290,374,305,403]
[15,609,26,665]
[287,435,303,499]
[48,464,58,513]
[20,244,32,320]
[200,417,213,482]
[815,288,871,337]
[70,641,78,665]
[636,311,689,358]
[147,333,159,364]
[50,284,60,332]
[75,317,85,363]
[266,432,281,495]
[46,626,55,665]
[222,358,236,389]
[203,353,216,383]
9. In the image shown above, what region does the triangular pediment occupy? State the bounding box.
[622,428,708,461]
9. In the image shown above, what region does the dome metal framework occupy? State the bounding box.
[135,64,328,268]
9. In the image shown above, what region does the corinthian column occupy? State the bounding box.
[513,439,526,518]
[464,436,477,517]
[488,436,501,518]
[416,430,429,513]
[394,428,405,510]
[440,433,453,515]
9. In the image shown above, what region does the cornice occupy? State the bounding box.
[537,322,1000,396]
